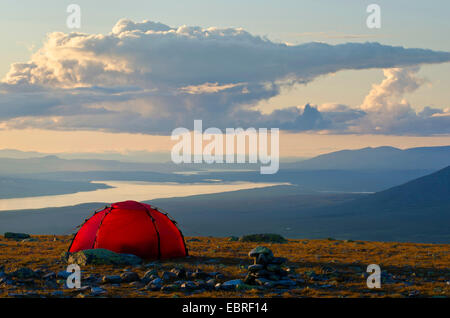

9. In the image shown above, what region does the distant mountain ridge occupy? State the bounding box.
[0,167,449,242]
[338,165,450,211]
[284,145,450,170]
[0,155,183,174]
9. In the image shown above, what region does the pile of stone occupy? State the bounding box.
[244,246,296,288]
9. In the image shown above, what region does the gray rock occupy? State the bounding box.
[90,287,106,296]
[43,272,56,280]
[151,278,163,285]
[9,267,37,279]
[4,232,30,240]
[215,273,225,280]
[254,269,270,277]
[161,271,177,280]
[129,281,145,288]
[248,246,274,258]
[72,286,90,293]
[146,278,163,291]
[33,269,45,277]
[255,278,272,286]
[146,284,162,291]
[161,284,179,292]
[57,270,72,279]
[171,267,186,279]
[142,269,159,282]
[244,274,256,285]
[67,249,142,266]
[192,270,210,280]
[85,274,101,283]
[221,279,243,290]
[102,275,122,284]
[120,271,140,283]
[248,264,264,272]
[181,281,197,290]
[255,253,272,265]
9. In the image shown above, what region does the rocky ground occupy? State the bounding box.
[0,234,449,298]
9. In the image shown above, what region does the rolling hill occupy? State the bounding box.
[285,146,450,170]
[0,168,448,242]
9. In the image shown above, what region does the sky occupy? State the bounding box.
[0,0,449,158]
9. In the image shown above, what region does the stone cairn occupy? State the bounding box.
[244,246,293,288]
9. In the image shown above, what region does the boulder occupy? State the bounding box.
[192,269,210,280]
[248,246,273,258]
[4,232,31,240]
[180,281,197,290]
[171,267,186,279]
[255,277,272,286]
[161,284,179,292]
[120,271,140,283]
[240,234,287,243]
[67,249,142,266]
[150,278,163,286]
[90,287,106,296]
[221,279,244,290]
[57,270,72,279]
[161,271,177,280]
[42,272,56,280]
[142,269,159,282]
[248,264,264,272]
[102,275,122,284]
[9,267,38,279]
[255,253,272,265]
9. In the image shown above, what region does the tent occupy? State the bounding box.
[68,200,188,260]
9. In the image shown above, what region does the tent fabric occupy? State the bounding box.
[68,200,188,260]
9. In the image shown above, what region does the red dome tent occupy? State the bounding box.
[68,200,188,260]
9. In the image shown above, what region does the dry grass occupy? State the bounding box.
[0,235,449,298]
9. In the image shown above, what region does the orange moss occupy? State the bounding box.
[0,236,448,298]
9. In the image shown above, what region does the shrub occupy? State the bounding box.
[239,233,287,243]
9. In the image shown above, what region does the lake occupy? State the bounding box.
[0,180,287,211]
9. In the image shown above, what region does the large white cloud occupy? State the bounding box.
[1,19,450,134]
[347,67,450,135]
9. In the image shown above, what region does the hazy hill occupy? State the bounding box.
[0,168,449,242]
[296,166,450,242]
[0,155,183,174]
[285,146,450,170]
[334,165,450,212]
[0,177,110,199]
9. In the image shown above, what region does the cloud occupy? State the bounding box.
[347,67,450,135]
[1,19,450,135]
